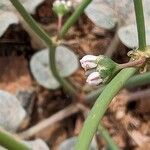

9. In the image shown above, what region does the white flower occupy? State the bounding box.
[66,1,72,8]
[61,0,66,5]
[53,0,72,8]
[86,72,103,86]
[53,0,71,15]
[53,0,61,7]
[80,55,98,70]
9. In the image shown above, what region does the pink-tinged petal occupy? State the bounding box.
[80,55,98,70]
[86,72,102,86]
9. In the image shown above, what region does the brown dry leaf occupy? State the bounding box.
[0,56,32,93]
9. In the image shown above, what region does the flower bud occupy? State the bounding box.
[86,72,103,86]
[80,55,98,70]
[53,0,71,16]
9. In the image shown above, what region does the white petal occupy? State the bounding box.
[86,72,102,86]
[61,0,66,5]
[67,1,72,7]
[81,55,97,62]
[53,0,61,7]
[80,55,98,70]
[80,61,97,70]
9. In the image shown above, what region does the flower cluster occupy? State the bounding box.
[53,0,72,16]
[80,55,117,86]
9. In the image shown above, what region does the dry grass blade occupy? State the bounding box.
[18,103,83,139]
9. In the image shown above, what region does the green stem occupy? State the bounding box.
[125,71,150,88]
[75,0,146,149]
[10,0,53,47]
[86,71,150,102]
[59,0,92,38]
[0,128,31,150]
[10,0,76,95]
[49,45,77,95]
[98,124,119,150]
[133,0,146,50]
[75,68,136,150]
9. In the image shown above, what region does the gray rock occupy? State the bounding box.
[0,90,26,131]
[25,139,50,150]
[59,137,98,150]
[16,89,35,115]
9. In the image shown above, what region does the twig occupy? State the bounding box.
[128,88,150,102]
[18,104,82,139]
[105,31,120,57]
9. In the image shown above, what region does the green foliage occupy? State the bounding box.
[0,91,26,132]
[59,137,98,150]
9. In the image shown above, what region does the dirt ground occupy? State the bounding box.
[0,0,149,149]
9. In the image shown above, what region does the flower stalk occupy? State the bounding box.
[52,0,71,33]
[118,57,146,69]
[57,15,63,32]
[59,0,92,39]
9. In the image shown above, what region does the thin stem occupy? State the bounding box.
[98,124,119,150]
[10,0,53,47]
[133,0,146,50]
[125,71,150,88]
[0,128,31,150]
[57,15,63,33]
[118,57,146,69]
[59,0,92,39]
[75,0,146,149]
[10,0,76,95]
[49,46,77,95]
